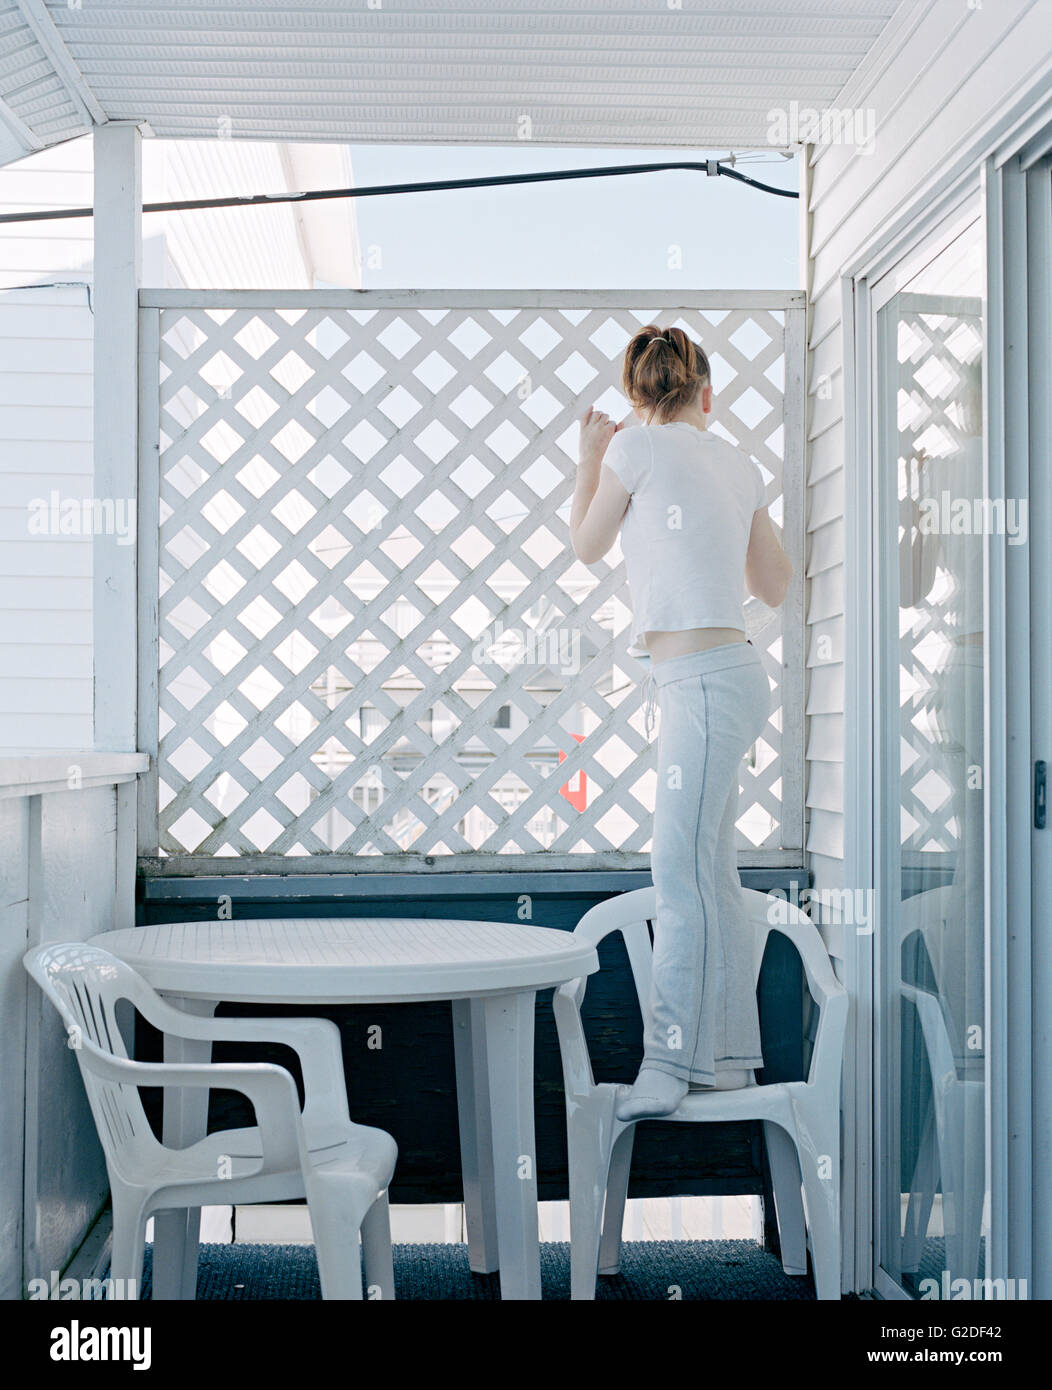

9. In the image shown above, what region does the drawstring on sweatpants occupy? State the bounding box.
[640,641,752,738]
[641,670,658,738]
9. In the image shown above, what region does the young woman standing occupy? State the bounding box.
[570,325,793,1121]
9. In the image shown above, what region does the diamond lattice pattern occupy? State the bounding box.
[893,302,984,856]
[150,300,794,859]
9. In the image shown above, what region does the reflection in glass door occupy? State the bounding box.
[874,217,988,1296]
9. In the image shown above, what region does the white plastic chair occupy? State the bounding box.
[24,941,397,1301]
[898,885,985,1281]
[552,886,848,1299]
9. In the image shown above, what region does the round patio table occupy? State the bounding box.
[89,916,599,1302]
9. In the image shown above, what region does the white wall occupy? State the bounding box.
[804,0,1052,898]
[0,792,31,1298]
[0,138,96,749]
[0,286,94,749]
[804,3,1052,1291]
[0,134,360,750]
[0,756,143,1297]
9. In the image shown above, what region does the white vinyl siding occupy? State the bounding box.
[0,286,94,749]
[0,134,359,749]
[803,0,1052,887]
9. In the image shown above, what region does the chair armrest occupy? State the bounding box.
[131,996,349,1123]
[901,982,957,1091]
[761,895,849,1095]
[805,980,849,1094]
[83,1044,305,1175]
[552,977,595,1098]
[797,941,845,1016]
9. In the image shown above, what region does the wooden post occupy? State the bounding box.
[92,122,142,752]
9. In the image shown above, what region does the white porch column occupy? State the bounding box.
[92,121,142,752]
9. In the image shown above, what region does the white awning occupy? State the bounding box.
[1,0,905,167]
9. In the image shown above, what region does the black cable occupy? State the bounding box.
[716,165,798,198]
[0,159,796,226]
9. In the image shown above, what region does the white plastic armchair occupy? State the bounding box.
[553,885,848,1299]
[898,885,984,1281]
[24,942,398,1301]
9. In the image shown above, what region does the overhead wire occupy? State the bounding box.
[0,157,797,226]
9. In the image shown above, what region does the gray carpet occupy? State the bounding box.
[131,1239,819,1300]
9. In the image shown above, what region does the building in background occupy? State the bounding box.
[0,136,360,748]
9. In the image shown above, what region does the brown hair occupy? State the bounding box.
[621,325,711,424]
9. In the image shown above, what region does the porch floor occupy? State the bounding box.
[128,1239,820,1300]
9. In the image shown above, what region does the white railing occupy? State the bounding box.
[137,290,805,871]
[1,751,146,1297]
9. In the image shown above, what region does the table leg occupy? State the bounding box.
[452,997,499,1273]
[483,990,541,1301]
[153,996,216,1301]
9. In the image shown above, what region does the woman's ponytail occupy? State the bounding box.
[621,325,710,423]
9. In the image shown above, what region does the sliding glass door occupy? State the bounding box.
[871,213,989,1297]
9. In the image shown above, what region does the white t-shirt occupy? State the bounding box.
[602,421,767,656]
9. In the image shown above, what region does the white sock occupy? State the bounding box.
[716,1068,753,1090]
[615,1067,688,1121]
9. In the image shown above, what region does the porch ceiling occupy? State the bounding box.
[1,0,906,168]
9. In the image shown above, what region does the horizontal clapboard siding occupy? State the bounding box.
[803,0,1050,890]
[0,133,357,749]
[0,139,96,293]
[0,139,108,748]
[0,286,94,749]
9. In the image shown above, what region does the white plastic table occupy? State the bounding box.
[88,917,599,1301]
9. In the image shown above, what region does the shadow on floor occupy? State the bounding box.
[130,1239,820,1300]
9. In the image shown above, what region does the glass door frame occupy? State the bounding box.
[848,141,1051,1297]
[1021,149,1052,1301]
[840,87,1052,1299]
[868,202,990,1300]
[987,141,1052,1299]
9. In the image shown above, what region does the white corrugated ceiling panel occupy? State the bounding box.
[0,0,905,165]
[0,1,96,160]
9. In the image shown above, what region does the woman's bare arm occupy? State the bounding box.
[570,407,630,563]
[745,506,793,607]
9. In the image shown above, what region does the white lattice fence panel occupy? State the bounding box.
[141,292,801,864]
[893,298,984,857]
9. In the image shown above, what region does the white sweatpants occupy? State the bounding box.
[642,641,770,1084]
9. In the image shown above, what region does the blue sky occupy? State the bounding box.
[344,144,799,290]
